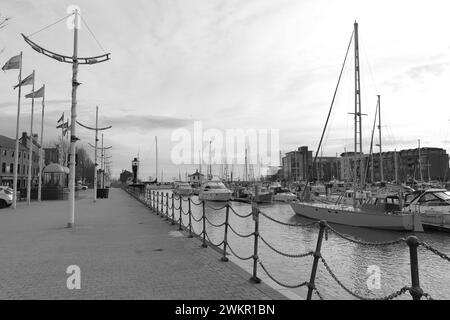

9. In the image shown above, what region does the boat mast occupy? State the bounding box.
[353,21,364,190]
[209,140,212,180]
[376,95,384,181]
[394,149,398,184]
[155,136,158,183]
[418,139,423,182]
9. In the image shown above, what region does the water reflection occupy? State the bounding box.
[149,191,450,300]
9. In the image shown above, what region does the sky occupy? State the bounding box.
[1,0,450,181]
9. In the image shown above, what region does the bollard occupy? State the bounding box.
[406,236,423,300]
[157,192,160,215]
[307,220,327,300]
[179,197,183,231]
[171,194,175,225]
[152,191,155,212]
[250,202,261,283]
[188,198,193,238]
[201,200,207,248]
[221,203,230,262]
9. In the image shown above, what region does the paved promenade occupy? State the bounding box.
[0,188,287,300]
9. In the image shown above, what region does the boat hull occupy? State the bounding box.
[199,191,232,202]
[290,202,423,231]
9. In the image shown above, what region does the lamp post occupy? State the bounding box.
[22,9,110,227]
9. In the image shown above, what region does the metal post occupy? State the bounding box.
[68,9,80,228]
[406,236,423,300]
[221,203,230,262]
[250,203,261,283]
[161,191,165,218]
[12,52,23,209]
[171,194,175,225]
[27,70,35,205]
[38,85,45,202]
[94,106,98,202]
[156,191,160,215]
[165,193,169,219]
[307,220,327,300]
[188,198,193,238]
[201,200,207,248]
[179,197,182,231]
[152,191,155,211]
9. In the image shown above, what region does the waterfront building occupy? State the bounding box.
[188,169,205,187]
[281,146,312,182]
[44,147,60,166]
[0,133,41,188]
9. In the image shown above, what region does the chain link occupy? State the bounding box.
[258,260,308,289]
[204,232,225,248]
[205,216,226,228]
[227,243,254,261]
[259,211,320,228]
[326,224,406,246]
[419,242,450,263]
[320,256,410,300]
[228,206,254,219]
[259,235,314,259]
[228,224,254,238]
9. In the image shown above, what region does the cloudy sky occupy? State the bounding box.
[1,0,450,180]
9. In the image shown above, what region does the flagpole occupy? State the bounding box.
[94,106,98,202]
[68,9,79,228]
[12,52,23,209]
[38,85,45,202]
[27,70,35,205]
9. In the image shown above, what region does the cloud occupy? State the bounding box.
[102,114,193,133]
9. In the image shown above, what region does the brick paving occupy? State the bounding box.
[0,188,287,300]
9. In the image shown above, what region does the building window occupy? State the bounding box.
[19,152,21,158]
[1,163,5,173]
[2,149,6,156]
[10,163,13,173]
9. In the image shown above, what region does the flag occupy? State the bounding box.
[57,120,69,129]
[13,72,34,89]
[2,54,21,71]
[25,85,45,99]
[63,127,69,137]
[57,113,64,124]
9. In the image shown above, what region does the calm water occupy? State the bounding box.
[147,190,450,300]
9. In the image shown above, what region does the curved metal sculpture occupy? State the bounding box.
[22,33,110,65]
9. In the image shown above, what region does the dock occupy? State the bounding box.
[0,188,287,299]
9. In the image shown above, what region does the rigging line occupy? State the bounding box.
[302,30,354,195]
[27,13,75,38]
[364,99,379,182]
[360,37,379,94]
[80,14,107,54]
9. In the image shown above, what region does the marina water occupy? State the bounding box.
[157,190,449,299]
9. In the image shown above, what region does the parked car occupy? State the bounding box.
[0,186,13,208]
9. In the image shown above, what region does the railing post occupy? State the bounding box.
[152,191,155,212]
[178,197,183,231]
[221,203,230,262]
[157,192,161,215]
[201,200,207,248]
[406,236,423,300]
[161,191,165,218]
[171,194,175,225]
[250,202,261,283]
[165,193,169,220]
[307,220,326,300]
[188,198,193,238]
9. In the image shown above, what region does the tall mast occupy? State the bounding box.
[155,136,158,183]
[418,139,423,181]
[353,21,364,188]
[209,140,212,179]
[94,106,98,201]
[245,147,248,182]
[377,95,384,181]
[394,149,398,184]
[199,150,202,174]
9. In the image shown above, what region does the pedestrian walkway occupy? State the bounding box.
[0,188,287,299]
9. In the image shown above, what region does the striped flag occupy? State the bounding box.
[25,85,45,99]
[13,72,34,89]
[2,54,21,71]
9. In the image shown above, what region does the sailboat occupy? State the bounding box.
[290,21,423,231]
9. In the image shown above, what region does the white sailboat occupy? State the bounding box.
[290,21,423,232]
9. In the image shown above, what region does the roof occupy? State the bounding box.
[0,135,28,151]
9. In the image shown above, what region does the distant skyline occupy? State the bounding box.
[1,0,450,180]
